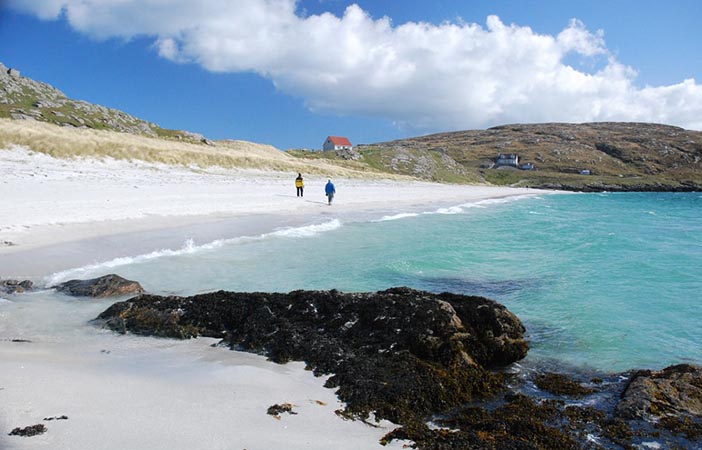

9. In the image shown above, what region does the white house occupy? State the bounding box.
[323,136,353,151]
[495,153,519,168]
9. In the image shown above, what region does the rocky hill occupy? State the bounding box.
[0,62,206,143]
[294,123,702,191]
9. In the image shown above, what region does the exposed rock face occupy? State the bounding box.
[96,287,527,422]
[616,364,702,421]
[0,279,34,294]
[54,274,144,298]
[0,61,207,142]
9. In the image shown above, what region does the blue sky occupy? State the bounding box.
[1,1,701,149]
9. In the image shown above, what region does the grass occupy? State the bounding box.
[0,119,408,179]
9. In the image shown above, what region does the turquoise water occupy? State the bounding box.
[46,192,702,373]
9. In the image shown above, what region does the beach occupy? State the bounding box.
[0,146,545,450]
[1,146,543,277]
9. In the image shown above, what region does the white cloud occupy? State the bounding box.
[8,0,702,132]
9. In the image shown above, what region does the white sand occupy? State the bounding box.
[0,145,551,449]
[0,292,410,450]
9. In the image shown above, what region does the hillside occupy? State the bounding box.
[293,123,702,191]
[298,122,702,191]
[0,63,398,179]
[2,62,700,190]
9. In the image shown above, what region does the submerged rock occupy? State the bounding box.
[96,287,528,423]
[53,274,144,298]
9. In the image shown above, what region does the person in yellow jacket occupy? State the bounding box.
[295,173,304,197]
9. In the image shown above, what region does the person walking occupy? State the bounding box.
[324,179,336,205]
[295,173,304,197]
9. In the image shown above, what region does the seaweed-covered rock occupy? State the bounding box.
[1,279,34,294]
[535,373,597,397]
[384,395,579,450]
[53,274,144,298]
[8,424,47,437]
[616,364,702,421]
[96,287,528,422]
[267,403,297,417]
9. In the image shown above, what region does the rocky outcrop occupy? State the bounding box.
[95,287,527,423]
[1,279,34,294]
[92,284,702,448]
[54,274,144,298]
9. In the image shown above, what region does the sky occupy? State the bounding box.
[1,1,701,150]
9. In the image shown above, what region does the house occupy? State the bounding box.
[323,136,353,152]
[495,153,519,168]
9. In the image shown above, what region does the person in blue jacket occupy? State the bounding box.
[324,179,336,205]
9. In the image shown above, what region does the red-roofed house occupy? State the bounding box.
[323,136,353,151]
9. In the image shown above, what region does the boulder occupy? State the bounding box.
[54,274,144,298]
[616,364,702,421]
[95,287,528,422]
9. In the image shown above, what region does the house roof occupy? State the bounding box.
[328,136,352,146]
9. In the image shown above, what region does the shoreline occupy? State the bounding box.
[1,146,551,279]
[2,192,544,281]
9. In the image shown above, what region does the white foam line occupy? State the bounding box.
[43,219,344,285]
[267,219,342,237]
[371,193,543,222]
[373,212,421,222]
[431,194,541,216]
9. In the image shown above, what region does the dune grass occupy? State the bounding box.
[0,119,405,179]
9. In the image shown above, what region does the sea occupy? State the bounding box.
[5,192,702,374]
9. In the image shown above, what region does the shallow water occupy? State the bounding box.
[39,192,702,372]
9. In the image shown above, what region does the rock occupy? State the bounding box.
[267,403,297,417]
[53,274,144,298]
[616,364,702,421]
[1,279,34,294]
[8,424,46,437]
[95,287,528,423]
[43,415,68,421]
[335,147,361,160]
[534,373,596,397]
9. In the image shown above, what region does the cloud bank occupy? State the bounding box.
[9,0,702,132]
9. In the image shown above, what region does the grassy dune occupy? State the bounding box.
[0,119,403,179]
